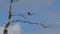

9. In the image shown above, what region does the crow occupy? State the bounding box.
[28,12,30,15]
[28,12,34,15]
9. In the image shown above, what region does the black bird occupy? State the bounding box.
[28,12,34,15]
[28,12,30,15]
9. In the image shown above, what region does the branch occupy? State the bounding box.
[11,13,35,18]
[10,0,19,3]
[3,0,19,34]
[12,14,26,18]
[11,20,51,28]
[40,23,51,28]
[11,20,39,25]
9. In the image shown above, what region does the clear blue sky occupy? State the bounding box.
[0,0,60,34]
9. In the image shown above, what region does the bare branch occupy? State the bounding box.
[12,14,26,18]
[5,20,11,29]
[11,20,39,25]
[40,23,51,28]
[11,12,35,18]
[3,0,13,34]
[11,20,51,28]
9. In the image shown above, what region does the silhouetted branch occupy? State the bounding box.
[40,23,51,28]
[11,20,39,24]
[11,20,51,28]
[12,14,26,18]
[5,19,12,28]
[3,0,13,34]
[11,12,35,18]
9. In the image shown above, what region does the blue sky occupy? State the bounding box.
[0,0,60,34]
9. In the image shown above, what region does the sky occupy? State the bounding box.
[0,0,60,34]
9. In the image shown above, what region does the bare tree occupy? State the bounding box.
[3,0,51,34]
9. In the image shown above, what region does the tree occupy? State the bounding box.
[3,0,51,34]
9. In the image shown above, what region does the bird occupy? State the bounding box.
[27,12,34,16]
[28,12,30,15]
